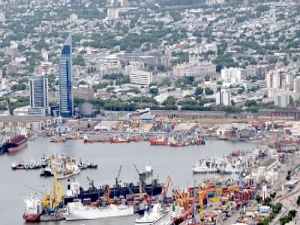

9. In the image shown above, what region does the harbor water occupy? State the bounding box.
[0,137,257,225]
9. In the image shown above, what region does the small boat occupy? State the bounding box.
[23,193,42,222]
[11,161,17,170]
[87,162,98,169]
[50,137,67,143]
[149,137,168,146]
[195,140,205,145]
[56,163,81,180]
[110,136,130,143]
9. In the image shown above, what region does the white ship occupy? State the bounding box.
[135,203,173,225]
[63,202,134,221]
[192,160,218,174]
[56,163,81,180]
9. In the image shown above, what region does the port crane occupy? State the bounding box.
[134,164,147,197]
[46,167,63,210]
[198,186,204,221]
[115,165,122,187]
[87,176,96,191]
[134,164,146,187]
[160,175,173,202]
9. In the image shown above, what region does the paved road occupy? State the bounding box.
[270,156,300,225]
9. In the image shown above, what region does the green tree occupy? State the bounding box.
[195,87,203,96]
[205,87,213,95]
[162,96,176,106]
[256,195,262,203]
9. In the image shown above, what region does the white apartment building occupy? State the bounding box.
[129,70,152,85]
[0,12,5,22]
[216,88,231,106]
[266,70,281,98]
[221,67,242,86]
[293,76,300,101]
[242,80,267,91]
[107,8,119,20]
[172,61,215,80]
[274,90,290,107]
[124,62,145,75]
[70,13,78,21]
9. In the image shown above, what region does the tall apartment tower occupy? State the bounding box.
[59,34,73,118]
[29,74,49,108]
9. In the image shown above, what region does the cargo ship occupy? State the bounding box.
[64,174,163,205]
[23,193,42,222]
[2,134,27,153]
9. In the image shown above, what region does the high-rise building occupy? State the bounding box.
[59,34,73,118]
[29,74,48,108]
[215,88,231,106]
[275,90,290,107]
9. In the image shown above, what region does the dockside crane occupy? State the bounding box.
[198,186,204,221]
[87,176,96,191]
[115,165,122,188]
[160,175,173,202]
[134,164,146,187]
[48,167,63,209]
[134,164,147,196]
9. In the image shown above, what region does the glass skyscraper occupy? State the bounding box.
[29,74,49,108]
[59,34,73,118]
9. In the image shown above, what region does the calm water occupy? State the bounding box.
[0,137,256,225]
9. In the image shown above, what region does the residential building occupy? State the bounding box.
[129,70,152,85]
[107,8,119,20]
[242,80,267,91]
[293,76,300,100]
[216,88,231,106]
[59,34,73,118]
[221,67,242,86]
[172,55,216,80]
[266,70,282,98]
[274,90,290,107]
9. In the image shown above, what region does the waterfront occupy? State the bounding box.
[0,137,257,225]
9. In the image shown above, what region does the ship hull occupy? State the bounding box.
[2,135,28,153]
[8,142,27,153]
[23,213,41,222]
[64,204,134,221]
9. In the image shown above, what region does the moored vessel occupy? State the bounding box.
[23,193,42,222]
[135,203,173,225]
[63,201,134,221]
[3,134,28,153]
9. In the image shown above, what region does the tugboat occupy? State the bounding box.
[23,193,42,222]
[149,137,168,146]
